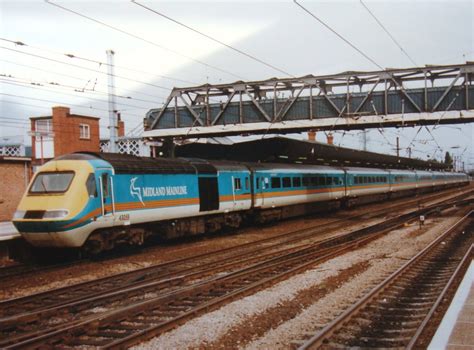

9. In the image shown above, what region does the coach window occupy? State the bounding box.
[302,176,310,187]
[282,177,291,188]
[271,177,281,189]
[86,173,97,197]
[234,178,242,191]
[293,177,301,187]
[256,177,260,190]
[245,177,249,190]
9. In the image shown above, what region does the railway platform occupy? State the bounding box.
[0,221,22,262]
[0,222,20,241]
[429,261,474,349]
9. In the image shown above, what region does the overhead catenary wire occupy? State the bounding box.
[0,58,168,102]
[0,46,172,92]
[293,0,384,70]
[0,92,145,118]
[0,79,151,111]
[0,37,197,86]
[0,116,111,131]
[44,0,244,80]
[1,97,144,127]
[359,0,417,66]
[131,0,294,78]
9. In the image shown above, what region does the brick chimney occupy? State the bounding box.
[327,133,334,145]
[118,120,125,137]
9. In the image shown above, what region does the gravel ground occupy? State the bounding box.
[133,208,468,350]
[0,212,346,300]
[1,189,465,301]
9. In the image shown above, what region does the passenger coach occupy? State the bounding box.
[12,152,469,253]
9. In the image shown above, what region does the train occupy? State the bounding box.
[12,152,469,254]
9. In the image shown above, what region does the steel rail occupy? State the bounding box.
[1,187,467,320]
[298,210,473,349]
[407,244,474,349]
[3,198,471,348]
[0,189,470,345]
[3,224,396,348]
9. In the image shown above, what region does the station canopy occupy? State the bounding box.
[174,136,450,171]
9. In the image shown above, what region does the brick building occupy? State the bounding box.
[0,157,31,221]
[0,106,137,222]
[30,106,101,168]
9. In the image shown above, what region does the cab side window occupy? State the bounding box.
[86,173,97,197]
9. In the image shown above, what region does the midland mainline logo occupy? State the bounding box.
[130,177,188,206]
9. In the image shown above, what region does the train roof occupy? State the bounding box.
[58,152,217,175]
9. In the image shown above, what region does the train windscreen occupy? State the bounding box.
[29,171,75,194]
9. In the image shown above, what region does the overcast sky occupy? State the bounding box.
[0,0,473,168]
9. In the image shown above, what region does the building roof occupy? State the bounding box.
[0,156,31,163]
[30,114,100,121]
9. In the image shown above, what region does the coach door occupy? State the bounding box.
[198,176,219,212]
[98,169,116,222]
[254,176,266,207]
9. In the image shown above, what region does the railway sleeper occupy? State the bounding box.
[95,329,131,338]
[366,305,431,313]
[354,335,413,346]
[341,322,415,337]
[112,323,149,331]
[357,312,426,322]
[379,295,438,304]
[71,337,113,347]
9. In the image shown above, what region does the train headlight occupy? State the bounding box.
[43,210,69,219]
[13,210,25,219]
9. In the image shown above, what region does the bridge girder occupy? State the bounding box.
[144,63,474,139]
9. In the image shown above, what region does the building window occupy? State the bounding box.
[35,119,53,134]
[79,124,90,139]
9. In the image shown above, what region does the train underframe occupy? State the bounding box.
[81,182,467,255]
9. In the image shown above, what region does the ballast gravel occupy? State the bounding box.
[133,210,467,350]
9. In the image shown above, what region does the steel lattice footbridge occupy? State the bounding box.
[144,63,474,139]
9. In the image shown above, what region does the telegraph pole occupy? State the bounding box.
[107,49,118,153]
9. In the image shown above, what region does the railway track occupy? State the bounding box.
[0,186,468,284]
[0,187,468,320]
[298,211,473,350]
[0,194,471,348]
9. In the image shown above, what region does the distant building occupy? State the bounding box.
[0,106,151,221]
[0,156,31,221]
[29,107,150,168]
[0,136,31,157]
[30,106,100,169]
[0,136,32,220]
